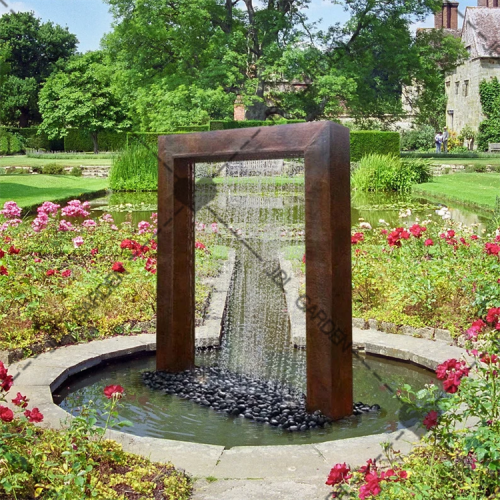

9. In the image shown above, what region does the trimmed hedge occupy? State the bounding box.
[63,129,127,152]
[0,128,25,155]
[350,131,400,162]
[0,127,64,152]
[209,119,305,130]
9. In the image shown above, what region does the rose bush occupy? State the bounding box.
[293,215,500,335]
[0,364,191,499]
[0,200,228,354]
[327,310,500,499]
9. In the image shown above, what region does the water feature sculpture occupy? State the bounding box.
[156,121,352,420]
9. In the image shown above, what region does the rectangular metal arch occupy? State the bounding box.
[157,121,353,419]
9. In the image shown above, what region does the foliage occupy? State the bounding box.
[0,200,226,352]
[0,372,192,499]
[400,125,435,152]
[327,320,500,498]
[39,51,130,154]
[352,154,430,193]
[41,163,65,175]
[350,132,400,162]
[478,78,500,152]
[63,129,127,153]
[0,12,77,127]
[109,144,158,191]
[69,166,83,177]
[0,129,25,155]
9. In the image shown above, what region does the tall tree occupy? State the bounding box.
[0,12,78,127]
[39,51,130,153]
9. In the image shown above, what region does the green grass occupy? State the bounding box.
[0,175,109,210]
[413,172,500,210]
[0,155,112,167]
[27,152,116,160]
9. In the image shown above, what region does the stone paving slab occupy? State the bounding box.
[192,478,332,500]
[105,429,224,477]
[213,444,328,479]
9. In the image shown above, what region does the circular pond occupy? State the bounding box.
[55,351,435,448]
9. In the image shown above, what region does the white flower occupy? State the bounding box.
[378,219,389,226]
[360,222,372,230]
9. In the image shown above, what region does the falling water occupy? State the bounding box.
[195,159,306,390]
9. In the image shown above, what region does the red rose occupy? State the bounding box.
[351,233,364,245]
[12,392,28,408]
[302,254,306,264]
[91,248,99,256]
[423,410,438,430]
[410,224,426,238]
[112,262,126,273]
[326,463,352,486]
[1,375,13,391]
[24,407,44,423]
[8,246,20,255]
[120,239,134,250]
[0,266,7,276]
[471,234,478,240]
[424,238,434,247]
[46,269,57,276]
[61,269,71,278]
[0,248,4,258]
[0,362,7,379]
[103,384,124,399]
[0,406,13,423]
[195,241,206,250]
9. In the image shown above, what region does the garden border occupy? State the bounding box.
[7,329,467,481]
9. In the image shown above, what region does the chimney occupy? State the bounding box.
[478,0,487,5]
[435,1,459,29]
[233,95,245,121]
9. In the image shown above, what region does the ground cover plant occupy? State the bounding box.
[288,211,500,334]
[414,172,500,211]
[0,176,108,211]
[0,199,227,354]
[0,367,191,499]
[326,312,500,499]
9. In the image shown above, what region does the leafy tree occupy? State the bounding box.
[101,0,465,128]
[0,12,78,127]
[0,43,10,86]
[39,51,130,153]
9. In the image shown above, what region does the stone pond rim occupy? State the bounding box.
[5,329,469,478]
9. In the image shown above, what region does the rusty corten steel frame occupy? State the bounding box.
[156,121,353,420]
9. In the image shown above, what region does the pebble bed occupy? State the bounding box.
[142,367,380,432]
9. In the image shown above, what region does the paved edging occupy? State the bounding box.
[7,330,468,480]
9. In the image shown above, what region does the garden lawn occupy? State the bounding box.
[0,175,108,210]
[413,173,500,210]
[0,155,113,168]
[428,158,500,166]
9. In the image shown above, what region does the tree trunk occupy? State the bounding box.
[19,108,29,128]
[91,132,99,154]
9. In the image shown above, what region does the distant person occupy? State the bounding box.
[435,131,443,153]
[442,127,449,153]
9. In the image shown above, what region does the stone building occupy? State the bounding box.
[441,1,500,136]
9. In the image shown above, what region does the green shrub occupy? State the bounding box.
[352,154,430,193]
[400,125,435,152]
[69,166,83,177]
[0,134,8,155]
[64,129,127,152]
[208,119,306,130]
[0,167,5,175]
[474,164,487,173]
[31,165,43,174]
[350,131,400,162]
[42,163,65,175]
[109,143,157,191]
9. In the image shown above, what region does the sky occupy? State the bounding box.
[0,0,480,53]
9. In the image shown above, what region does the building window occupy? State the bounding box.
[463,80,469,97]
[455,82,460,95]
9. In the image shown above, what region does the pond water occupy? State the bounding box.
[88,183,491,230]
[55,352,435,448]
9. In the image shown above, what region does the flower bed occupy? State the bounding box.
[0,361,191,499]
[0,200,227,357]
[287,211,500,336]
